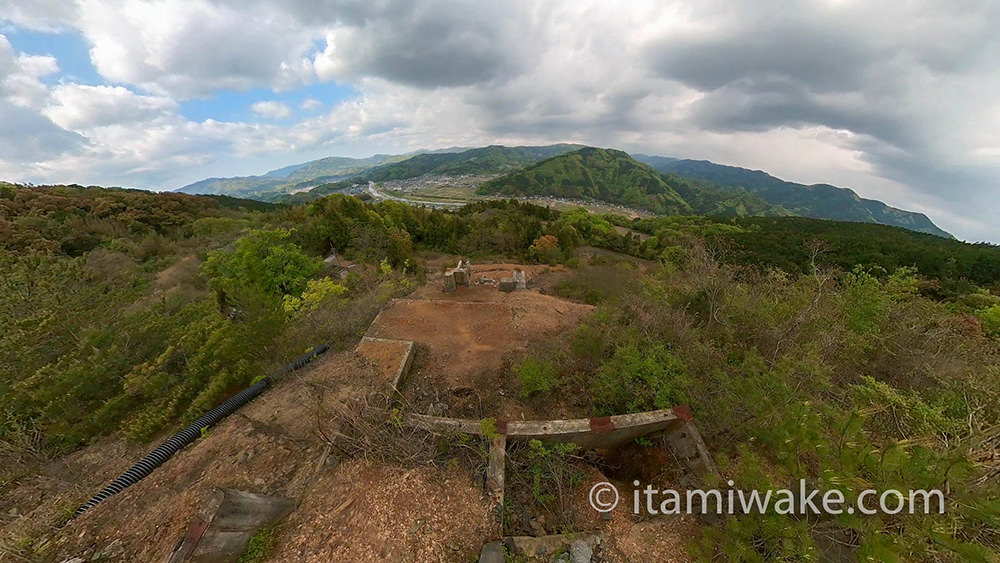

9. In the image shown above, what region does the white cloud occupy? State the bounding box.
[251,100,292,119]
[0,34,59,108]
[0,1,998,241]
[43,84,176,130]
[0,0,79,32]
[75,0,317,97]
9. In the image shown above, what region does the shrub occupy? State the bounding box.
[530,234,563,265]
[236,526,273,563]
[516,356,559,397]
[202,228,320,301]
[976,304,1000,338]
[840,266,889,334]
[593,342,690,414]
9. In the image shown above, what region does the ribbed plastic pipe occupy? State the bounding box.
[73,344,329,518]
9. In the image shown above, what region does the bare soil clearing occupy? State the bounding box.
[366,263,594,420]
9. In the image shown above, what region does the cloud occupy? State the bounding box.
[311,1,543,88]
[251,100,292,119]
[75,0,317,97]
[44,84,176,129]
[0,1,998,241]
[0,33,86,167]
[0,0,79,32]
[1,34,59,108]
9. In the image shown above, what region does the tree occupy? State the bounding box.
[530,234,562,265]
[201,229,321,304]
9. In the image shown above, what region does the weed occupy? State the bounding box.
[236,526,273,563]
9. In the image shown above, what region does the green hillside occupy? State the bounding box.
[176,154,402,198]
[363,144,585,181]
[636,155,953,238]
[294,144,585,201]
[477,147,694,215]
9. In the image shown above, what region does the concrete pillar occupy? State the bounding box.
[486,434,506,509]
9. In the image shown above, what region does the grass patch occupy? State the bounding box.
[237,526,274,563]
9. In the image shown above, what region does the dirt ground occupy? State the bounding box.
[356,337,412,385]
[271,459,496,562]
[0,350,496,563]
[364,262,594,420]
[503,440,699,562]
[366,299,519,390]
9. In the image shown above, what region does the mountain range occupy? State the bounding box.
[175,144,952,238]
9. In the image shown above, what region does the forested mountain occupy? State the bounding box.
[477,147,694,214]
[175,143,953,238]
[178,145,582,200]
[176,154,402,198]
[636,155,953,238]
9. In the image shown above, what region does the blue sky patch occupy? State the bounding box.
[6,29,103,85]
[179,82,358,123]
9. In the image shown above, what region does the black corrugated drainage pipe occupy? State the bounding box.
[73,344,330,518]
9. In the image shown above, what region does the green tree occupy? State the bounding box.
[202,228,320,301]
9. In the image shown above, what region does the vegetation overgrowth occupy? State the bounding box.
[2,183,999,559]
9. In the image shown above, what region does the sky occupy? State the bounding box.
[1,1,998,242]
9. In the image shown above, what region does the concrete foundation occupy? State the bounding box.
[501,533,600,559]
[486,435,506,507]
[168,489,295,563]
[512,269,526,290]
[407,407,691,450]
[355,337,415,390]
[443,272,456,292]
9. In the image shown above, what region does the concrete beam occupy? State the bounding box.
[406,407,687,450]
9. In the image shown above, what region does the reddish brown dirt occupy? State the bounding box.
[356,338,412,385]
[364,265,594,420]
[271,459,497,562]
[366,299,519,390]
[568,461,698,563]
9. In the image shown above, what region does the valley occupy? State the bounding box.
[176,144,954,240]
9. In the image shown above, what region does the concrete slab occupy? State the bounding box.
[502,533,600,558]
[182,489,295,563]
[355,337,414,390]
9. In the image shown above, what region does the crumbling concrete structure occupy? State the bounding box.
[499,269,526,293]
[443,259,473,292]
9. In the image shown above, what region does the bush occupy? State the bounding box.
[840,266,889,334]
[516,356,559,397]
[593,342,690,414]
[236,526,273,563]
[976,304,1000,338]
[202,228,320,301]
